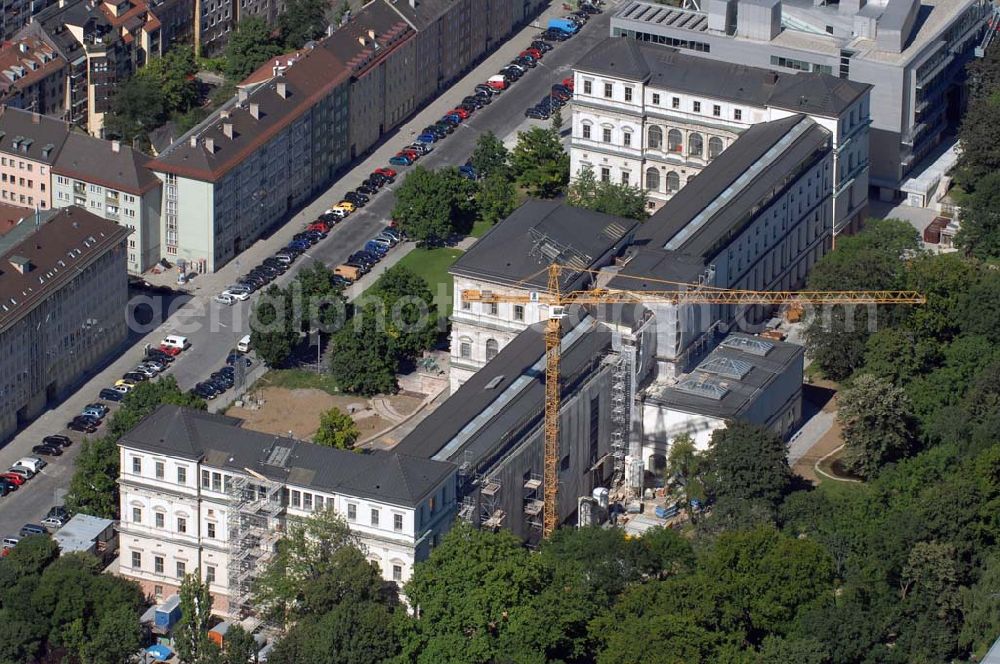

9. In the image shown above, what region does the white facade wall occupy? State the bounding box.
[117,445,455,611]
[569,68,870,231]
[449,274,548,392]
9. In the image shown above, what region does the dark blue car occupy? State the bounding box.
[459,164,478,180]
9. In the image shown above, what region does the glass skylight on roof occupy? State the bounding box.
[698,356,753,380]
[674,374,729,401]
[265,444,292,468]
[719,336,774,356]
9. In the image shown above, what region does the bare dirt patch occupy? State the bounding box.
[793,418,844,483]
[228,387,380,441]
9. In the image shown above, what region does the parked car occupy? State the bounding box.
[344,191,369,205]
[389,154,413,167]
[223,287,251,301]
[459,164,478,180]
[417,132,439,144]
[531,40,554,52]
[110,384,132,395]
[191,383,218,399]
[68,417,97,433]
[407,143,432,156]
[46,506,69,520]
[213,293,236,306]
[122,371,147,383]
[145,348,175,363]
[43,435,72,448]
[526,107,550,120]
[81,407,105,421]
[521,48,543,59]
[580,2,602,13]
[226,352,253,368]
[7,466,34,480]
[19,524,45,538]
[0,472,26,486]
[374,167,397,178]
[463,95,488,107]
[0,478,16,494]
[31,444,62,456]
[41,516,68,530]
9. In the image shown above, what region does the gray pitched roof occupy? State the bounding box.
[53,133,159,195]
[634,115,830,257]
[119,405,455,507]
[450,199,638,290]
[385,0,456,30]
[575,38,869,117]
[395,315,612,467]
[0,106,69,164]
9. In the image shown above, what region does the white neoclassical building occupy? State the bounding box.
[571,38,872,235]
[447,200,638,393]
[117,405,457,615]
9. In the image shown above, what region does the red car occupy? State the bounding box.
[521,48,543,59]
[449,108,471,119]
[307,221,330,233]
[159,344,182,356]
[0,472,25,486]
[400,148,421,160]
[374,167,397,178]
[562,77,574,90]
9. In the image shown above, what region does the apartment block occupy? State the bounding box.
[448,200,639,392]
[0,37,67,117]
[18,0,164,135]
[117,405,457,613]
[0,205,128,442]
[147,45,350,272]
[572,38,870,234]
[52,133,161,274]
[0,106,69,209]
[610,0,988,198]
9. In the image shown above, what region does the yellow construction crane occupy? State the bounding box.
[462,263,925,538]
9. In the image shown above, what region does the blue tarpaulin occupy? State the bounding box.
[145,644,173,661]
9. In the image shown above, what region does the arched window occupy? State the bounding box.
[459,337,472,359]
[645,167,660,191]
[667,129,683,153]
[688,133,703,157]
[485,339,499,362]
[666,171,680,193]
[708,137,724,159]
[647,125,663,150]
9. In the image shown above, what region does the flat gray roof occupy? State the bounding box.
[53,514,114,553]
[119,406,455,508]
[646,333,803,418]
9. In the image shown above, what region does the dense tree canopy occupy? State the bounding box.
[392,167,476,245]
[312,407,359,449]
[469,131,511,180]
[568,166,649,220]
[511,127,570,198]
[223,18,284,81]
[837,373,916,478]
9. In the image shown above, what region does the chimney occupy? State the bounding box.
[249,102,260,119]
[204,137,215,153]
[223,122,233,139]
[357,36,366,46]
[31,112,39,124]
[220,109,230,119]
[190,135,197,148]
[409,0,416,7]
[276,81,287,98]
[367,29,375,40]
[18,42,27,54]
[238,88,248,102]
[111,140,120,153]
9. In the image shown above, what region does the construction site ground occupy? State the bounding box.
[226,386,424,443]
[790,380,847,484]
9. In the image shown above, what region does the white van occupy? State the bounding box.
[14,457,46,473]
[237,335,251,353]
[161,335,190,352]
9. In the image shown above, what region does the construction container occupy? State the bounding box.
[923,216,950,244]
[208,621,231,648]
[154,595,181,630]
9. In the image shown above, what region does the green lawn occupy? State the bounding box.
[371,247,465,318]
[257,368,340,395]
[470,220,493,238]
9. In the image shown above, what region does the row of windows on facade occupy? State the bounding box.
[458,337,500,362]
[0,173,44,190]
[0,191,40,206]
[581,122,726,159]
[54,176,137,202]
[0,156,44,172]
[581,79,742,120]
[133,459,410,532]
[459,300,524,319]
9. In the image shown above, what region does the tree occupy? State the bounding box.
[511,127,569,198]
[268,600,400,664]
[956,170,1000,260]
[328,304,399,396]
[174,574,219,664]
[955,91,1000,189]
[392,167,476,244]
[567,166,648,220]
[665,433,705,520]
[221,624,258,664]
[476,174,517,226]
[223,17,284,81]
[141,46,199,115]
[369,265,440,360]
[278,0,328,48]
[312,407,359,449]
[704,422,791,522]
[79,604,143,664]
[469,131,511,180]
[402,523,545,663]
[837,373,916,478]
[804,218,919,381]
[551,105,563,133]
[250,285,296,367]
[294,260,347,333]
[103,75,167,143]
[959,554,1000,659]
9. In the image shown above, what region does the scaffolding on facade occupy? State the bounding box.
[610,352,629,485]
[227,470,285,619]
[480,477,505,530]
[523,472,544,530]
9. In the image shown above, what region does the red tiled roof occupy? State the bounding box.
[0,38,66,96]
[0,203,32,236]
[238,49,308,88]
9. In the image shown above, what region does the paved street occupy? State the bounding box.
[0,3,617,538]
